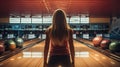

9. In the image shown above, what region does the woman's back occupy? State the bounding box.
[50,39,69,56]
[44,9,75,67]
[46,28,73,56]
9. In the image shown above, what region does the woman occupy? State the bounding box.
[44,9,75,67]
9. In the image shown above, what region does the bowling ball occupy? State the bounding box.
[92,36,103,47]
[109,41,120,52]
[100,39,111,49]
[4,39,16,51]
[0,45,5,54]
[14,37,24,48]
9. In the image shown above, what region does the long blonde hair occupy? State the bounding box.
[47,9,71,45]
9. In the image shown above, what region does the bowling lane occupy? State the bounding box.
[0,41,44,67]
[0,40,120,67]
[74,40,120,67]
[0,38,42,62]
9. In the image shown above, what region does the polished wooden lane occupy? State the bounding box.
[0,40,120,67]
[0,38,42,62]
[74,40,120,67]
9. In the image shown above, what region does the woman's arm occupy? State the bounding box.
[68,30,75,64]
[44,31,50,64]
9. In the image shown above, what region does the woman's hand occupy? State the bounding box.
[71,61,75,67]
[43,62,47,67]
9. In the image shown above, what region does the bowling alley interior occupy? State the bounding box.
[0,0,120,67]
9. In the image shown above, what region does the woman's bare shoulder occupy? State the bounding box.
[68,28,73,34]
[45,27,52,34]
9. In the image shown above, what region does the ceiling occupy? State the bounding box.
[0,0,120,17]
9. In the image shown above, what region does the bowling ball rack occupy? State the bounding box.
[75,38,120,62]
[0,39,44,62]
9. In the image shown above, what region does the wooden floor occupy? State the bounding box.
[0,40,120,67]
